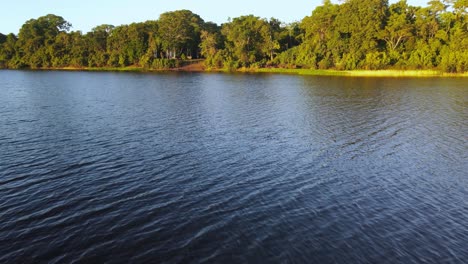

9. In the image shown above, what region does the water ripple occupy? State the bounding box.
[0,71,467,263]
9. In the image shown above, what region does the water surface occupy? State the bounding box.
[0,70,467,263]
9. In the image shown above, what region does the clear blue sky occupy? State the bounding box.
[1,0,429,34]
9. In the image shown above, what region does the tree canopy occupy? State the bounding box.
[158,10,205,59]
[0,1,466,72]
[0,33,6,44]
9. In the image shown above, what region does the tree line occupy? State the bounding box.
[0,0,466,72]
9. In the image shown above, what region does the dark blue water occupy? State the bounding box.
[0,70,467,263]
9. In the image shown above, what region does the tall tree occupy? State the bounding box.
[277,22,302,51]
[199,30,218,59]
[263,18,282,61]
[117,23,150,66]
[0,33,6,44]
[222,15,276,66]
[380,0,414,52]
[86,24,114,67]
[335,0,388,69]
[0,33,17,67]
[16,14,71,67]
[438,0,468,72]
[141,20,162,65]
[300,0,340,68]
[158,10,204,58]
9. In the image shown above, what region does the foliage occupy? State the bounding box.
[221,15,279,67]
[150,59,180,69]
[158,10,205,59]
[0,1,467,73]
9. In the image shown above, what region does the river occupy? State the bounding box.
[0,70,467,263]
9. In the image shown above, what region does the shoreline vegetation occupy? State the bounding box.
[20,67,468,78]
[20,62,468,77]
[1,0,467,75]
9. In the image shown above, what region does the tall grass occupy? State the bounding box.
[253,68,468,77]
[28,65,468,77]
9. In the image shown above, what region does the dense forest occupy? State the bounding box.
[0,0,466,72]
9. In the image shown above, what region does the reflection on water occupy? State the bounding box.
[0,70,467,263]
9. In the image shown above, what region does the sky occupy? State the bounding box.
[1,0,429,34]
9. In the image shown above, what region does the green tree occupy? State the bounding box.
[335,0,388,69]
[50,31,72,67]
[86,24,114,67]
[0,33,6,44]
[16,14,71,68]
[0,33,17,67]
[107,25,131,66]
[140,20,162,66]
[158,10,204,58]
[200,30,218,58]
[199,22,225,68]
[380,0,414,52]
[69,31,88,67]
[221,15,276,67]
[438,0,468,72]
[263,18,281,61]
[277,22,302,52]
[300,0,340,68]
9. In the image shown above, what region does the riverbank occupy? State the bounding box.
[242,68,468,78]
[6,64,467,77]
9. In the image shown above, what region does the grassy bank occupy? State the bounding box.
[248,68,468,77]
[55,60,205,73]
[10,65,468,77]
